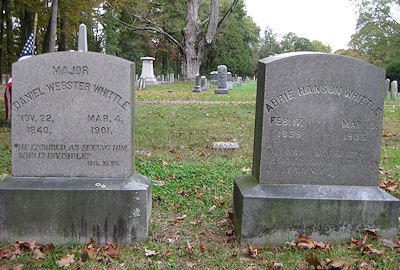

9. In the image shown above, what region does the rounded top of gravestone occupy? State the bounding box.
[227,72,232,75]
[211,71,218,74]
[260,52,383,73]
[217,65,227,69]
[140,56,155,61]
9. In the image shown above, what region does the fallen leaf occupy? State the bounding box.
[33,248,45,259]
[168,214,187,222]
[359,261,375,270]
[382,238,400,248]
[361,244,383,256]
[225,229,235,236]
[186,262,196,268]
[168,174,176,180]
[14,264,24,270]
[242,245,257,258]
[230,252,237,258]
[187,241,193,254]
[106,243,120,258]
[162,160,168,166]
[199,245,207,252]
[305,254,322,269]
[350,235,367,249]
[176,156,182,162]
[297,263,308,270]
[329,259,352,269]
[56,254,75,267]
[241,167,251,173]
[145,248,158,257]
[297,234,314,249]
[365,229,380,240]
[208,205,216,212]
[85,245,98,259]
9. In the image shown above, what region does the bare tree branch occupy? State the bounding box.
[216,0,239,32]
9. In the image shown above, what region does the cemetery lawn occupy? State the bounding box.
[0,86,400,269]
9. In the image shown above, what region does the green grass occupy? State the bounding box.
[0,82,400,269]
[136,81,257,102]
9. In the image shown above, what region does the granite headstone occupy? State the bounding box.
[0,51,152,244]
[391,80,398,100]
[233,52,400,245]
[193,74,201,92]
[227,72,233,90]
[215,65,229,94]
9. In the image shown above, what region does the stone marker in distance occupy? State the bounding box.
[215,65,229,94]
[0,51,152,244]
[233,52,400,245]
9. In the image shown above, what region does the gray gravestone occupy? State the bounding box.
[233,52,400,245]
[227,72,233,90]
[391,80,398,100]
[237,76,242,87]
[210,71,218,87]
[0,51,152,244]
[201,76,207,91]
[170,73,174,83]
[245,76,250,82]
[78,24,88,52]
[193,74,201,92]
[215,65,229,94]
[385,78,390,98]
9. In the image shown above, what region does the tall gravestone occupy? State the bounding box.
[233,52,400,245]
[237,77,242,87]
[215,65,229,94]
[201,76,207,91]
[385,79,390,98]
[140,57,158,85]
[193,74,201,92]
[0,51,152,244]
[78,24,88,52]
[227,72,233,90]
[391,80,398,100]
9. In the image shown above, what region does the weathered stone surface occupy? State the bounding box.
[215,65,229,94]
[391,80,398,100]
[233,52,400,246]
[11,52,135,178]
[0,175,151,244]
[212,142,239,149]
[193,74,201,92]
[233,175,399,245]
[78,24,88,52]
[210,71,218,86]
[201,76,207,91]
[227,72,233,90]
[237,77,242,87]
[140,57,158,85]
[253,52,385,186]
[385,79,390,97]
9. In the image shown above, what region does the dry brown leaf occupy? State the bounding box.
[365,229,380,240]
[85,245,98,259]
[106,243,120,258]
[273,262,283,268]
[33,248,45,259]
[187,241,193,254]
[56,254,75,267]
[305,254,322,269]
[199,245,207,252]
[350,235,367,249]
[359,261,376,270]
[329,259,352,269]
[361,244,383,256]
[14,264,24,270]
[145,248,158,257]
[168,214,187,222]
[297,263,309,270]
[242,245,257,258]
[225,229,235,236]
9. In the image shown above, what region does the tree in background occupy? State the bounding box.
[201,0,259,77]
[111,0,239,79]
[280,32,331,53]
[349,0,400,67]
[386,59,400,82]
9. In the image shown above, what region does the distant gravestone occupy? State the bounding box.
[233,52,400,246]
[385,79,390,98]
[227,72,233,90]
[78,24,88,52]
[210,71,218,87]
[245,76,250,82]
[237,77,242,87]
[1,74,9,85]
[170,73,174,83]
[201,76,207,91]
[212,142,239,149]
[140,57,158,85]
[215,65,229,94]
[193,74,201,92]
[391,80,398,100]
[0,51,152,244]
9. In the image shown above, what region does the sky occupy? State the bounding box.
[244,0,358,52]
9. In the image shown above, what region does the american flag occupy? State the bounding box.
[4,30,37,120]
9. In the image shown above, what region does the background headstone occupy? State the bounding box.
[210,71,218,87]
[215,65,229,94]
[201,76,207,91]
[193,74,201,92]
[237,76,242,87]
[78,24,88,52]
[0,51,152,244]
[140,57,158,85]
[385,78,390,98]
[391,80,398,100]
[227,72,233,90]
[233,52,400,246]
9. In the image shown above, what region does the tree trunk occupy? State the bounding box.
[58,16,68,51]
[48,0,58,52]
[4,0,12,72]
[0,0,4,77]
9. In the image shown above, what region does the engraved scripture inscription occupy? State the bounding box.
[11,52,135,177]
[254,52,385,186]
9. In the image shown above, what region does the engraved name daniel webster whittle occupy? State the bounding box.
[11,52,135,178]
[255,52,385,186]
